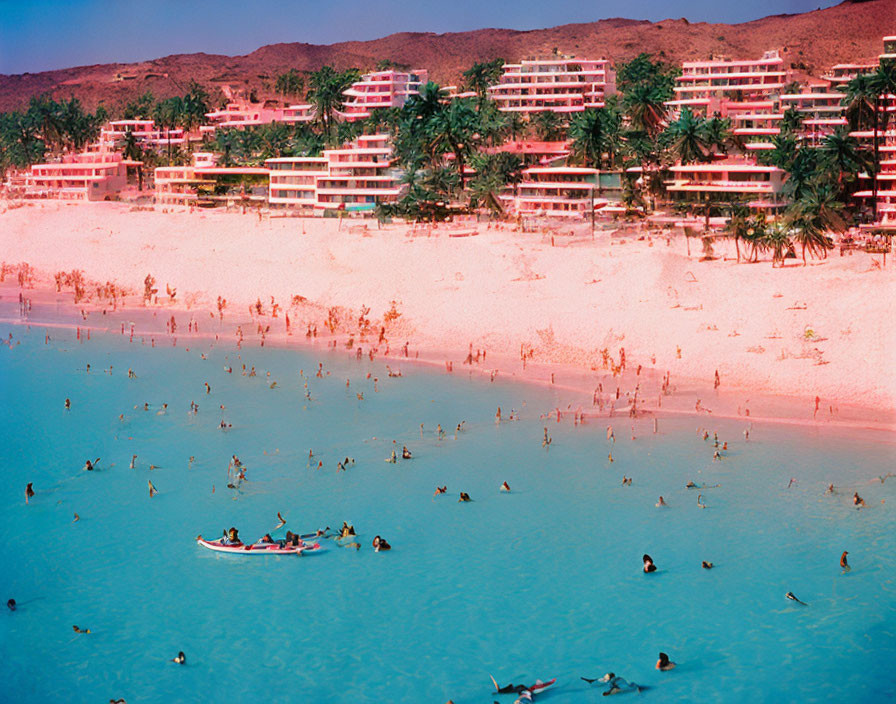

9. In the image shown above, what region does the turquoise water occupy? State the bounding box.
[1,323,894,703]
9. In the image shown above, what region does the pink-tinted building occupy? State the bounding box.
[779,91,847,143]
[204,102,285,130]
[21,150,137,201]
[155,153,269,207]
[282,104,316,124]
[664,160,786,210]
[266,156,329,209]
[667,50,789,116]
[340,70,428,121]
[487,58,615,114]
[500,166,603,218]
[98,120,186,151]
[821,63,876,87]
[315,134,402,211]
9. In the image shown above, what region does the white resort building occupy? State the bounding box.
[667,50,790,116]
[340,70,428,121]
[20,150,137,201]
[487,58,615,114]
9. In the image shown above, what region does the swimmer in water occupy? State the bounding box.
[402,446,412,459]
[581,673,641,696]
[386,449,397,463]
[72,625,91,634]
[372,535,391,552]
[73,513,80,522]
[840,551,850,573]
[25,483,34,504]
[84,458,96,471]
[173,651,186,665]
[129,455,137,469]
[64,398,71,409]
[656,496,667,507]
[785,591,807,605]
[643,554,657,573]
[702,561,713,569]
[148,480,158,498]
[697,493,706,509]
[853,492,865,507]
[825,483,835,494]
[501,481,511,492]
[434,486,447,496]
[339,522,356,539]
[7,599,16,611]
[656,652,676,670]
[459,492,472,502]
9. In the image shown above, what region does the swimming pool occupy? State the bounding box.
[1,324,893,703]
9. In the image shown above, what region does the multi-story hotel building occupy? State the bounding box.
[340,70,429,121]
[315,134,402,211]
[21,150,137,201]
[266,156,328,209]
[667,50,790,116]
[500,166,603,218]
[664,159,786,210]
[98,120,187,151]
[487,58,615,114]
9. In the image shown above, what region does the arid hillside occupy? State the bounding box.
[0,0,892,113]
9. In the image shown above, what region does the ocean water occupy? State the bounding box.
[1,323,894,704]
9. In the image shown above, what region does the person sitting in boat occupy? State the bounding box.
[372,535,391,552]
[222,527,241,546]
[259,534,274,544]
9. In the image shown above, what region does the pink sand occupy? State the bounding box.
[2,201,894,426]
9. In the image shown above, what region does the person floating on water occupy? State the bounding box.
[501,481,511,492]
[786,591,807,605]
[25,483,34,504]
[840,551,850,573]
[582,673,641,696]
[656,652,676,670]
[372,536,391,552]
[402,446,412,459]
[702,561,714,569]
[490,675,551,701]
[386,449,397,463]
[434,486,447,496]
[73,625,91,634]
[64,398,71,409]
[173,651,186,665]
[656,496,667,507]
[643,554,657,573]
[853,492,865,508]
[7,599,16,611]
[459,492,472,502]
[339,522,356,539]
[148,480,158,497]
[84,458,97,472]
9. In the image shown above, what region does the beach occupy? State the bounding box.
[1,200,894,428]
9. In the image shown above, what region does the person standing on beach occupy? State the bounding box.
[714,370,720,389]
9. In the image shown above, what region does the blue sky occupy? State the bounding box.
[0,0,841,74]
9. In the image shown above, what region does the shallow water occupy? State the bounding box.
[1,324,894,703]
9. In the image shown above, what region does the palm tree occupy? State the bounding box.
[842,73,876,132]
[569,109,606,167]
[701,115,738,156]
[785,181,843,265]
[275,69,304,98]
[622,82,668,137]
[118,130,145,190]
[779,107,804,136]
[662,108,709,164]
[724,204,752,262]
[531,111,565,141]
[426,98,480,187]
[763,222,793,267]
[819,127,867,196]
[463,59,504,111]
[307,66,359,143]
[468,152,523,216]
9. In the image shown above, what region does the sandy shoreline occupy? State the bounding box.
[1,200,894,431]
